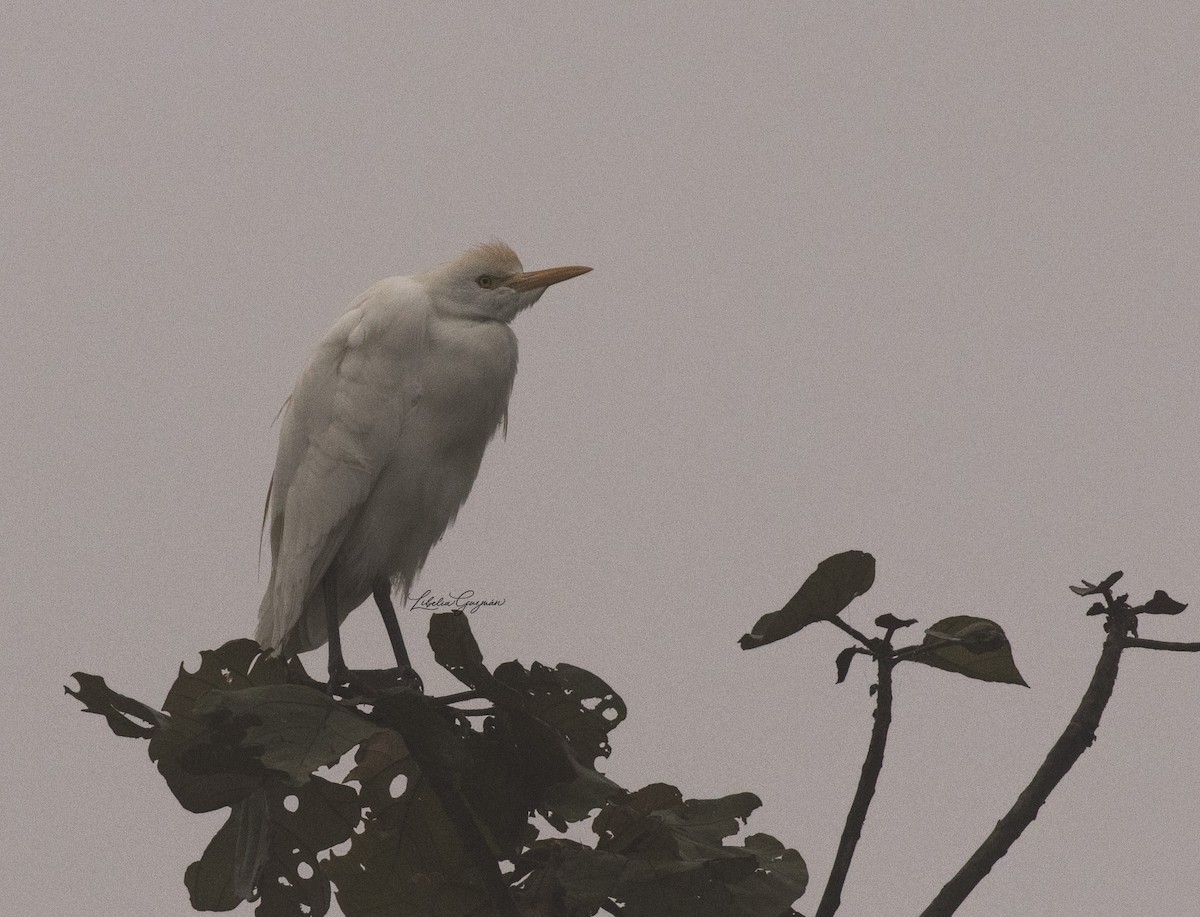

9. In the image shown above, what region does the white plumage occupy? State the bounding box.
[255,242,591,669]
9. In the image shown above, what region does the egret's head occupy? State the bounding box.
[424,241,591,323]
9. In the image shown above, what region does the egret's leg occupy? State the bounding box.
[323,565,348,691]
[372,580,413,670]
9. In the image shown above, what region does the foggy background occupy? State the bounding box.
[5,3,1199,915]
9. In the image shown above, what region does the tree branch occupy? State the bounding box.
[1122,638,1200,652]
[815,650,895,917]
[919,612,1130,916]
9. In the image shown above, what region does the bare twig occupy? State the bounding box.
[1122,638,1200,652]
[919,608,1133,916]
[815,647,895,917]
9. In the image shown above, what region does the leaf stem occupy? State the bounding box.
[434,690,487,704]
[828,615,876,649]
[892,638,961,662]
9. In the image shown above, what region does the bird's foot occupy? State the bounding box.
[393,665,424,693]
[326,661,355,697]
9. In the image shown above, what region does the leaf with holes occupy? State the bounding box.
[163,639,287,719]
[493,661,626,769]
[193,684,380,786]
[66,673,166,739]
[518,784,807,917]
[185,776,359,917]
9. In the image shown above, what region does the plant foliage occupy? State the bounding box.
[68,612,806,917]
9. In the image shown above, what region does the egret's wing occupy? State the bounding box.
[256,278,426,651]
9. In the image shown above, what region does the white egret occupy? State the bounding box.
[255,242,591,687]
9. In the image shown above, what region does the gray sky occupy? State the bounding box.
[6,3,1199,915]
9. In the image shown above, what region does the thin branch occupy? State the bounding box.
[919,610,1131,917]
[815,650,895,917]
[1123,638,1200,652]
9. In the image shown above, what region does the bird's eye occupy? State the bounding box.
[476,275,495,289]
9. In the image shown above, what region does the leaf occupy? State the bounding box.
[328,714,495,917]
[194,684,380,785]
[163,639,287,719]
[149,705,270,813]
[1069,571,1124,597]
[513,839,627,915]
[834,648,858,684]
[183,804,245,911]
[909,616,1028,686]
[1137,590,1187,616]
[493,661,627,769]
[326,818,495,917]
[256,778,360,917]
[432,613,627,832]
[66,673,166,739]
[874,613,916,631]
[149,683,378,813]
[731,833,810,916]
[324,734,492,917]
[429,611,494,690]
[538,762,624,829]
[185,777,360,916]
[739,551,876,650]
[519,785,807,917]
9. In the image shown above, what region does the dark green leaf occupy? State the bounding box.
[184,805,245,912]
[835,648,858,684]
[256,777,359,917]
[539,763,623,829]
[874,613,916,631]
[194,684,380,785]
[326,769,493,917]
[163,639,287,719]
[185,776,360,917]
[908,616,1028,686]
[66,673,165,739]
[522,785,806,917]
[149,707,269,813]
[1069,571,1124,597]
[149,683,378,813]
[1137,590,1187,616]
[731,833,809,915]
[429,611,492,689]
[493,661,626,768]
[740,551,876,650]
